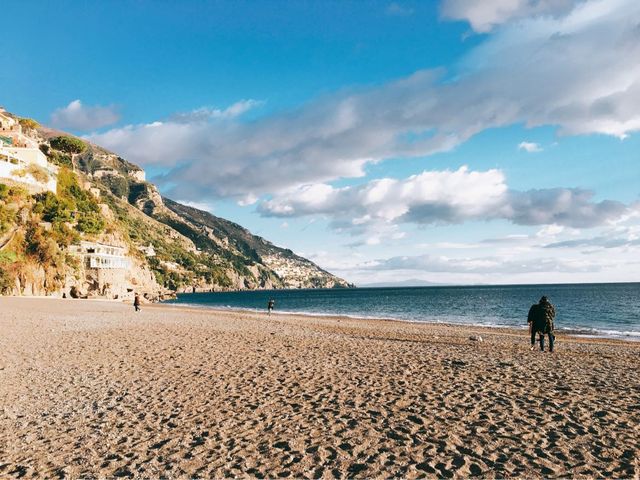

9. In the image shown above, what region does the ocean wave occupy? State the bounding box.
[556,326,640,340]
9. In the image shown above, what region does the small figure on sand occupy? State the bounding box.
[527,296,556,352]
[134,293,141,312]
[267,298,275,316]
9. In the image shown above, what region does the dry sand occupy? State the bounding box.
[0,297,639,479]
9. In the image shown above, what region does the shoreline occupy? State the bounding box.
[160,300,640,344]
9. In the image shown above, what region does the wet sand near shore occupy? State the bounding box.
[1,297,639,478]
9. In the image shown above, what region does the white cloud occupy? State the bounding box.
[363,253,602,274]
[503,188,627,227]
[51,99,120,131]
[440,0,576,32]
[175,200,215,213]
[87,0,640,203]
[345,223,407,247]
[536,224,565,237]
[169,100,263,123]
[518,141,543,152]
[417,241,482,249]
[258,166,630,230]
[543,222,640,249]
[545,236,640,249]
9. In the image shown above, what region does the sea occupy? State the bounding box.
[164,283,640,340]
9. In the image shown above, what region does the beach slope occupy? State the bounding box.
[0,298,638,478]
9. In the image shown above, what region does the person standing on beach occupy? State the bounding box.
[134,293,141,312]
[528,296,556,352]
[267,298,275,316]
[539,296,556,352]
[528,301,543,350]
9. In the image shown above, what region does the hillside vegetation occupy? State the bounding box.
[0,111,350,298]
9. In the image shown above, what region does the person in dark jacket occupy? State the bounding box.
[539,296,556,352]
[267,298,275,316]
[528,296,556,352]
[134,293,141,312]
[528,302,543,350]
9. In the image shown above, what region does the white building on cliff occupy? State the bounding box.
[70,241,130,269]
[0,108,57,193]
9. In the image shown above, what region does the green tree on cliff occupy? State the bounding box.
[50,136,87,154]
[19,118,40,131]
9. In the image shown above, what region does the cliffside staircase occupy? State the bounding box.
[0,227,18,252]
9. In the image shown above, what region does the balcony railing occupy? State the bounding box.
[87,255,130,269]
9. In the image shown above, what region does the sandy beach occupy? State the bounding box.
[0,297,638,478]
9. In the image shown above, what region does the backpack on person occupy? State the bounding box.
[541,302,555,333]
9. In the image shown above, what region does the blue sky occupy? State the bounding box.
[2,0,639,285]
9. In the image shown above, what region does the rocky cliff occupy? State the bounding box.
[0,109,351,299]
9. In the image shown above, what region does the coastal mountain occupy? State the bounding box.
[0,108,351,299]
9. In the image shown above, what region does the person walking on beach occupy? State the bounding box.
[134,293,141,312]
[528,301,542,350]
[539,296,556,352]
[267,298,275,316]
[528,296,556,352]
